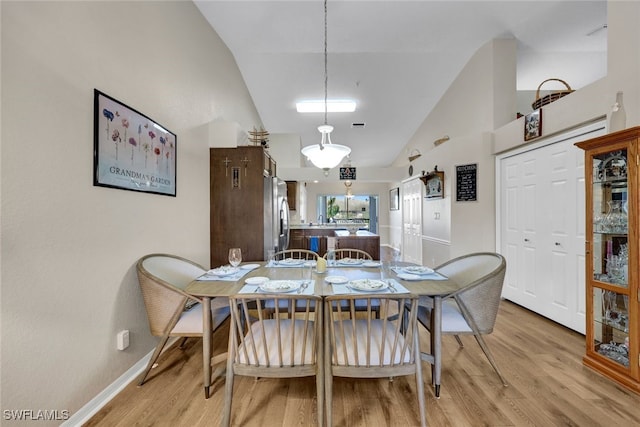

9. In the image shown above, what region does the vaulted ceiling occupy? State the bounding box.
[195,1,607,168]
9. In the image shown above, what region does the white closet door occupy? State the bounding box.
[402,179,422,265]
[499,123,603,333]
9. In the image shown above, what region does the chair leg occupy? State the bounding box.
[138,336,170,386]
[324,304,333,427]
[473,334,508,386]
[316,368,324,427]
[178,337,189,349]
[222,354,235,426]
[324,368,333,427]
[414,332,427,427]
[454,335,464,348]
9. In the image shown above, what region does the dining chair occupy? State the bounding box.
[222,294,324,427]
[136,253,230,385]
[416,252,508,390]
[272,249,319,261]
[323,248,373,261]
[324,294,426,427]
[324,248,380,318]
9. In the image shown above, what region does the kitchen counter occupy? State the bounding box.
[334,230,377,237]
[290,224,343,230]
[289,226,379,259]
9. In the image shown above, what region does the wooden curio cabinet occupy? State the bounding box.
[576,126,640,394]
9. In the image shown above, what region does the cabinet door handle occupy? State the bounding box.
[555,242,561,246]
[524,238,530,242]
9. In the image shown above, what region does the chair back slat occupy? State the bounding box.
[229,294,322,368]
[324,248,373,261]
[273,249,319,261]
[326,295,419,368]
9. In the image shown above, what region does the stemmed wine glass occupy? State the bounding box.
[228,248,242,267]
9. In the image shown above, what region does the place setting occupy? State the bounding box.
[240,277,315,295]
[268,258,316,268]
[392,265,447,281]
[197,248,259,281]
[329,277,409,295]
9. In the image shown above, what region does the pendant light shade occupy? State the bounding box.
[300,0,350,174]
[301,125,351,172]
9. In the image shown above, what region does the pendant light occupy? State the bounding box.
[300,0,351,176]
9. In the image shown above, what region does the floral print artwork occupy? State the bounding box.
[94,90,176,196]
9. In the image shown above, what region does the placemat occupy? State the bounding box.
[330,279,409,295]
[239,280,315,295]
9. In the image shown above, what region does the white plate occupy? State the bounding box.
[240,263,261,270]
[348,279,388,292]
[260,280,301,293]
[245,276,269,285]
[207,266,239,277]
[402,266,434,275]
[363,261,381,268]
[278,258,305,266]
[337,258,364,265]
[325,275,349,284]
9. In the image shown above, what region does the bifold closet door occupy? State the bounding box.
[500,137,586,333]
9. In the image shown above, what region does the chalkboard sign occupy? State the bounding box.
[339,167,356,180]
[456,163,477,201]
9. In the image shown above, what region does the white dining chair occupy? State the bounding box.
[136,253,230,385]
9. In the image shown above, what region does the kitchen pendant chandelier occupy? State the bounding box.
[300,0,351,175]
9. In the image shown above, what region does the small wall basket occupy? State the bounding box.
[531,78,574,110]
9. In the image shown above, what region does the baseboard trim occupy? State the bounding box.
[62,338,178,426]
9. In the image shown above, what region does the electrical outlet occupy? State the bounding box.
[117,330,130,350]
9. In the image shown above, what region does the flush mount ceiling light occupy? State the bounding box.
[300,0,351,176]
[296,100,356,113]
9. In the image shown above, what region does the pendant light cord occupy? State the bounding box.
[324,0,328,126]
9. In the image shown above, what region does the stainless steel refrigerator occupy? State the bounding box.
[264,177,290,259]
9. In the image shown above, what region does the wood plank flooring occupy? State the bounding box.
[85,298,640,426]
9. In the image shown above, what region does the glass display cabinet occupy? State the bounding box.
[576,127,639,394]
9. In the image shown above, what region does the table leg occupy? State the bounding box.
[433,296,442,398]
[202,296,212,399]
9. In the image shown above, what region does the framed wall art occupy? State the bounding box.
[93,89,177,196]
[389,187,399,210]
[524,108,542,141]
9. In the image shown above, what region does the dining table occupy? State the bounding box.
[185,260,463,399]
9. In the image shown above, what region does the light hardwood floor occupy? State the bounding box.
[86,297,640,426]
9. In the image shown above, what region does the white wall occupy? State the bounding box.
[389,0,640,265]
[494,0,639,153]
[1,1,261,422]
[391,39,515,265]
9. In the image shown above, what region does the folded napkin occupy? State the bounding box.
[331,279,409,295]
[239,280,315,295]
[196,268,251,282]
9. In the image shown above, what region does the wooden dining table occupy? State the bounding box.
[185,261,463,399]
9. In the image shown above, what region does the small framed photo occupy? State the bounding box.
[524,108,542,141]
[389,187,399,210]
[94,89,177,196]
